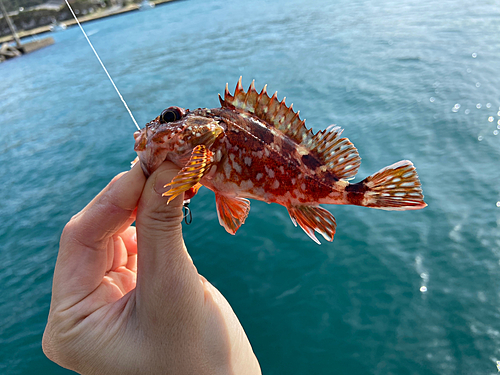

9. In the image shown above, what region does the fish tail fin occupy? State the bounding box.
[345,160,427,210]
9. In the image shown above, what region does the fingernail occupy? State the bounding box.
[154,169,174,196]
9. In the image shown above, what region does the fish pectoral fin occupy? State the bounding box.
[287,205,337,245]
[163,145,213,203]
[215,193,250,235]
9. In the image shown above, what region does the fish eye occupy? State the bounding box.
[160,106,183,123]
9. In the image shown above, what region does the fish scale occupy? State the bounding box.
[134,78,426,244]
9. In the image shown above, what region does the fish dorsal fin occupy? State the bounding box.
[307,125,361,179]
[219,77,310,147]
[220,78,361,180]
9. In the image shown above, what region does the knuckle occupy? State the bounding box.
[142,204,184,230]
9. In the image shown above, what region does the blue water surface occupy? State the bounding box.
[1,0,500,373]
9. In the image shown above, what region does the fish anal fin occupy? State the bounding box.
[162,145,213,203]
[287,205,337,244]
[215,194,250,235]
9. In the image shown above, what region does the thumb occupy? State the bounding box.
[135,161,200,313]
[137,161,185,240]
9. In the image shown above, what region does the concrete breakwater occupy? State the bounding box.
[0,36,54,62]
[0,0,178,44]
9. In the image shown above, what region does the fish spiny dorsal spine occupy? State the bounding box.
[220,78,362,180]
[221,77,309,146]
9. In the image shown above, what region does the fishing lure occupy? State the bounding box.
[133,78,426,244]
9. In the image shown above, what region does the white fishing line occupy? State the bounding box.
[64,0,141,130]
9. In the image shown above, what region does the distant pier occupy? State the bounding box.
[0,36,54,62]
[0,0,180,45]
[0,0,57,61]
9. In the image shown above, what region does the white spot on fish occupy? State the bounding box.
[223,161,232,179]
[336,180,349,189]
[300,183,306,191]
[240,179,254,190]
[279,166,285,174]
[233,161,242,174]
[298,147,308,156]
[244,156,252,166]
[291,178,296,185]
[256,173,264,181]
[271,180,280,189]
[264,148,270,157]
[265,166,275,178]
[215,150,222,162]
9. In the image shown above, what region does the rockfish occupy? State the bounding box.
[134,78,426,244]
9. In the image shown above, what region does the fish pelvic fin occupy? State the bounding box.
[345,160,427,211]
[287,205,337,245]
[162,145,213,203]
[215,194,250,235]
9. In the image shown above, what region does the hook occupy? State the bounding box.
[183,200,193,225]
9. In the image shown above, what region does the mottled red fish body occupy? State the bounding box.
[204,108,339,207]
[134,78,426,244]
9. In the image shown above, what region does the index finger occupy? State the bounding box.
[51,162,146,309]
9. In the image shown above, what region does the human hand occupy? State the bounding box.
[43,162,261,375]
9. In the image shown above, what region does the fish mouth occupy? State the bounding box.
[133,126,163,177]
[133,129,147,152]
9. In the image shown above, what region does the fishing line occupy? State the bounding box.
[64,0,141,131]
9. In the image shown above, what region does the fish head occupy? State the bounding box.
[134,106,223,177]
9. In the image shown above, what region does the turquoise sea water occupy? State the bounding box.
[1,0,500,373]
